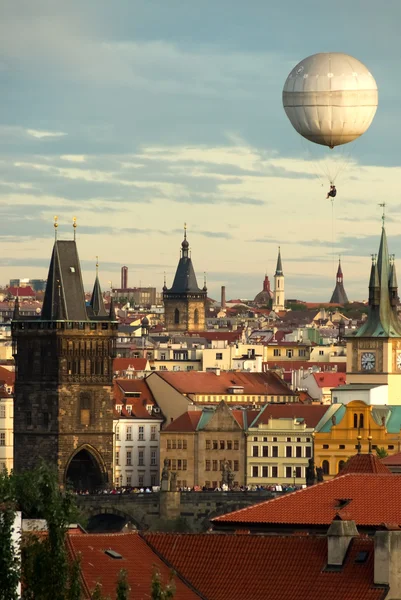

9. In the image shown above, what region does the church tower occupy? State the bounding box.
[272,246,285,312]
[12,222,117,491]
[346,218,401,403]
[163,226,207,332]
[329,259,349,304]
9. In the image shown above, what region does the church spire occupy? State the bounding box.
[90,258,107,317]
[275,246,283,276]
[329,257,349,305]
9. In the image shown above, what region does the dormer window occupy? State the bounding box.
[146,404,153,414]
[126,405,132,415]
[115,404,122,413]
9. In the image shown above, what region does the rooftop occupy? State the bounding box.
[335,453,391,476]
[250,403,330,428]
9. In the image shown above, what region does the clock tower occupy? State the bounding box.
[346,220,401,403]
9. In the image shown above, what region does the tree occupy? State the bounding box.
[375,446,388,459]
[151,569,175,600]
[0,504,20,600]
[116,569,130,600]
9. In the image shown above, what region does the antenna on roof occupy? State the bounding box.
[54,216,58,240]
[73,216,77,241]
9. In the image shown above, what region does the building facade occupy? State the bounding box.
[163,228,207,332]
[12,236,117,491]
[0,389,13,472]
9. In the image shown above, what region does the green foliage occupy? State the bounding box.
[151,569,175,600]
[67,556,82,600]
[375,446,388,459]
[0,504,21,600]
[116,569,130,600]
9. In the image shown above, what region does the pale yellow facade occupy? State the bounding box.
[264,343,311,361]
[0,395,13,472]
[247,417,314,486]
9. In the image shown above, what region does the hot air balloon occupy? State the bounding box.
[282,52,378,188]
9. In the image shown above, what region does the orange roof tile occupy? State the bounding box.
[163,412,202,432]
[67,532,198,599]
[312,372,346,388]
[251,403,330,428]
[156,371,295,397]
[382,452,401,466]
[0,366,15,389]
[114,379,160,419]
[113,358,148,372]
[335,453,391,476]
[214,473,401,527]
[145,533,383,600]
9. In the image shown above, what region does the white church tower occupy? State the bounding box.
[273,246,285,312]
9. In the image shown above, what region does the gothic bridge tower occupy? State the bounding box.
[12,222,117,491]
[163,227,207,332]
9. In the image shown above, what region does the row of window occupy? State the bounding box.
[167,459,187,471]
[252,445,312,458]
[205,459,239,472]
[251,436,311,443]
[272,349,307,358]
[196,395,291,403]
[116,425,157,442]
[115,449,157,467]
[205,440,239,451]
[114,473,159,488]
[166,439,188,450]
[322,443,395,450]
[0,406,6,419]
[250,465,303,479]
[204,480,240,489]
[24,412,50,427]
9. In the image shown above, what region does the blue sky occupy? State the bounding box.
[1,0,401,301]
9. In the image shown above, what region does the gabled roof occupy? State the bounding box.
[250,403,330,428]
[336,453,391,476]
[67,532,198,600]
[145,533,383,600]
[114,379,160,419]
[7,286,36,297]
[312,372,346,388]
[163,411,203,432]
[155,371,295,397]
[213,473,401,527]
[42,240,88,321]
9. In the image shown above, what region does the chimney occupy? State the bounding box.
[221,286,226,309]
[374,530,401,597]
[121,266,128,289]
[327,519,359,566]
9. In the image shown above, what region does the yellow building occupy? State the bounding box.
[0,390,13,472]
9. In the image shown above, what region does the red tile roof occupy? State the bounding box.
[164,411,202,432]
[382,452,401,466]
[214,473,401,527]
[251,403,330,428]
[113,358,148,372]
[312,372,346,388]
[114,379,160,419]
[335,453,391,476]
[7,286,36,297]
[67,532,198,599]
[0,366,15,390]
[156,371,295,397]
[145,533,383,600]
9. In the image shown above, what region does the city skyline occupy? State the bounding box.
[0,1,401,301]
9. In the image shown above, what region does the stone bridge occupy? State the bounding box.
[76,490,273,532]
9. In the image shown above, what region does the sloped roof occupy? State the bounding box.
[330,281,349,305]
[312,372,346,388]
[0,366,15,389]
[88,274,107,317]
[144,533,383,600]
[163,411,203,432]
[214,473,401,527]
[114,379,160,419]
[113,358,148,372]
[7,286,35,297]
[382,452,401,466]
[250,403,330,428]
[335,453,391,476]
[67,532,198,600]
[156,371,295,397]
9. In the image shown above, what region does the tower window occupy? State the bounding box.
[174,308,180,324]
[359,414,364,429]
[353,413,358,429]
[194,308,199,325]
[80,393,91,426]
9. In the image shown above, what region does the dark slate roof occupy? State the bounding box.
[166,235,205,295]
[42,241,88,321]
[88,275,107,317]
[275,247,283,276]
[330,282,349,304]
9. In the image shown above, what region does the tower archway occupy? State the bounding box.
[65,444,107,492]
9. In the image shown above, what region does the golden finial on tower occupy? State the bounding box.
[73,216,77,241]
[184,222,187,239]
[54,216,58,240]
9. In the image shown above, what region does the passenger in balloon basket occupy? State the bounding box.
[326,184,337,200]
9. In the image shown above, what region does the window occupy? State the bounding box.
[286,437,291,442]
[80,393,91,426]
[273,349,281,357]
[178,439,182,449]
[296,437,301,442]
[172,440,176,449]
[151,451,157,466]
[212,460,218,471]
[171,459,177,470]
[339,444,345,450]
[306,437,311,442]
[253,436,258,442]
[298,349,306,357]
[263,437,267,442]
[285,467,292,478]
[116,426,120,441]
[116,451,120,466]
[338,460,345,473]
[234,440,239,451]
[26,411,32,426]
[167,439,171,450]
[177,459,182,470]
[227,441,232,450]
[0,433,5,446]
[151,426,157,441]
[213,440,218,450]
[206,440,211,450]
[216,353,223,360]
[194,309,199,325]
[138,426,144,441]
[205,460,211,471]
[295,466,302,478]
[126,405,132,415]
[43,412,49,428]
[286,349,293,358]
[262,446,268,457]
[273,437,278,442]
[305,446,312,458]
[151,473,157,487]
[183,440,187,450]
[252,446,258,457]
[138,450,144,466]
[353,413,358,429]
[126,426,132,441]
[262,466,268,478]
[322,460,330,475]
[138,475,144,487]
[319,350,324,356]
[174,308,180,324]
[220,440,225,450]
[233,460,239,472]
[272,446,278,457]
[388,445,395,450]
[359,414,364,429]
[126,475,132,487]
[252,466,258,478]
[126,451,132,466]
[0,406,5,418]
[296,446,302,458]
[323,444,329,449]
[286,446,292,458]
[116,405,122,413]
[272,466,278,478]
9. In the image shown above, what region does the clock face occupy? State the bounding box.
[397,353,401,370]
[361,352,376,371]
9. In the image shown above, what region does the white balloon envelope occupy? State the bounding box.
[282,52,378,148]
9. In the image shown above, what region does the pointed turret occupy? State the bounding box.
[355,225,401,338]
[13,296,20,321]
[89,261,107,317]
[109,296,117,321]
[275,246,283,276]
[329,259,349,305]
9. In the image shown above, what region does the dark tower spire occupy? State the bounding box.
[329,258,349,305]
[90,257,107,317]
[389,254,399,309]
[275,246,283,276]
[368,254,380,307]
[109,295,116,321]
[13,296,20,320]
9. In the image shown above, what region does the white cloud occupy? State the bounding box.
[60,155,86,163]
[26,129,67,139]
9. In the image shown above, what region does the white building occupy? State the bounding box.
[114,379,163,488]
[0,389,13,472]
